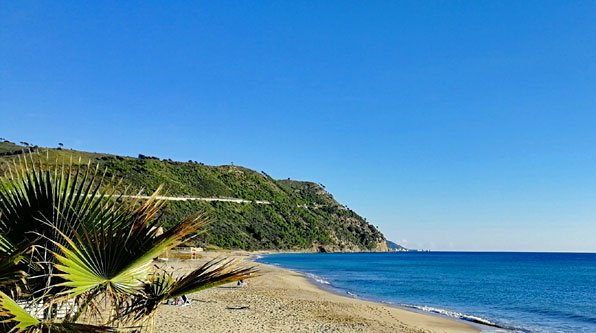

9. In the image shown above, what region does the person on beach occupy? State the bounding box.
[165,295,191,306]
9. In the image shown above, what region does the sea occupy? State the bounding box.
[255,252,596,332]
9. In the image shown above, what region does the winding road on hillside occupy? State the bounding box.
[116,195,342,210]
[117,194,271,205]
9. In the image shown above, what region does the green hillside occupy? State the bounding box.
[0,141,388,252]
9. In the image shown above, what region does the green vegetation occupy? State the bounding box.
[0,159,254,331]
[0,141,387,252]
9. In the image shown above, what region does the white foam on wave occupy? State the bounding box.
[305,273,331,285]
[406,305,499,327]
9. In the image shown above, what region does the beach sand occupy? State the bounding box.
[154,251,479,333]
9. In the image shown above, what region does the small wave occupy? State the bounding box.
[405,305,501,328]
[305,273,331,285]
[346,291,357,297]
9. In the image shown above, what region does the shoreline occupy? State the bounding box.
[251,252,501,332]
[288,266,498,331]
[155,250,480,332]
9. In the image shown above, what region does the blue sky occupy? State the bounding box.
[2,1,596,251]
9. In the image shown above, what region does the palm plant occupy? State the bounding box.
[0,155,255,332]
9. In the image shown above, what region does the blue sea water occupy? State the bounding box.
[255,252,596,332]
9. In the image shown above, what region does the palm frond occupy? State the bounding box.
[0,291,39,332]
[0,245,31,289]
[0,153,258,330]
[0,156,122,251]
[0,157,131,300]
[164,259,256,298]
[0,290,124,332]
[121,259,257,321]
[51,203,206,298]
[37,322,123,333]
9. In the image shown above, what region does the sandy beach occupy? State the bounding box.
[154,251,478,333]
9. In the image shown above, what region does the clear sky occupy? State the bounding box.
[2,1,596,252]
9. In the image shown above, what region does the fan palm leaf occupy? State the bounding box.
[122,259,257,321]
[0,291,39,332]
[51,204,205,297]
[0,156,124,253]
[0,154,258,330]
[0,245,31,290]
[0,158,132,300]
[0,291,123,332]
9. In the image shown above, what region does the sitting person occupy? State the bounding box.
[165,295,191,306]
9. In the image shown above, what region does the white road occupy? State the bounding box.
[117,194,271,205]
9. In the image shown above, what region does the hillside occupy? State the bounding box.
[0,141,388,252]
[387,240,408,251]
